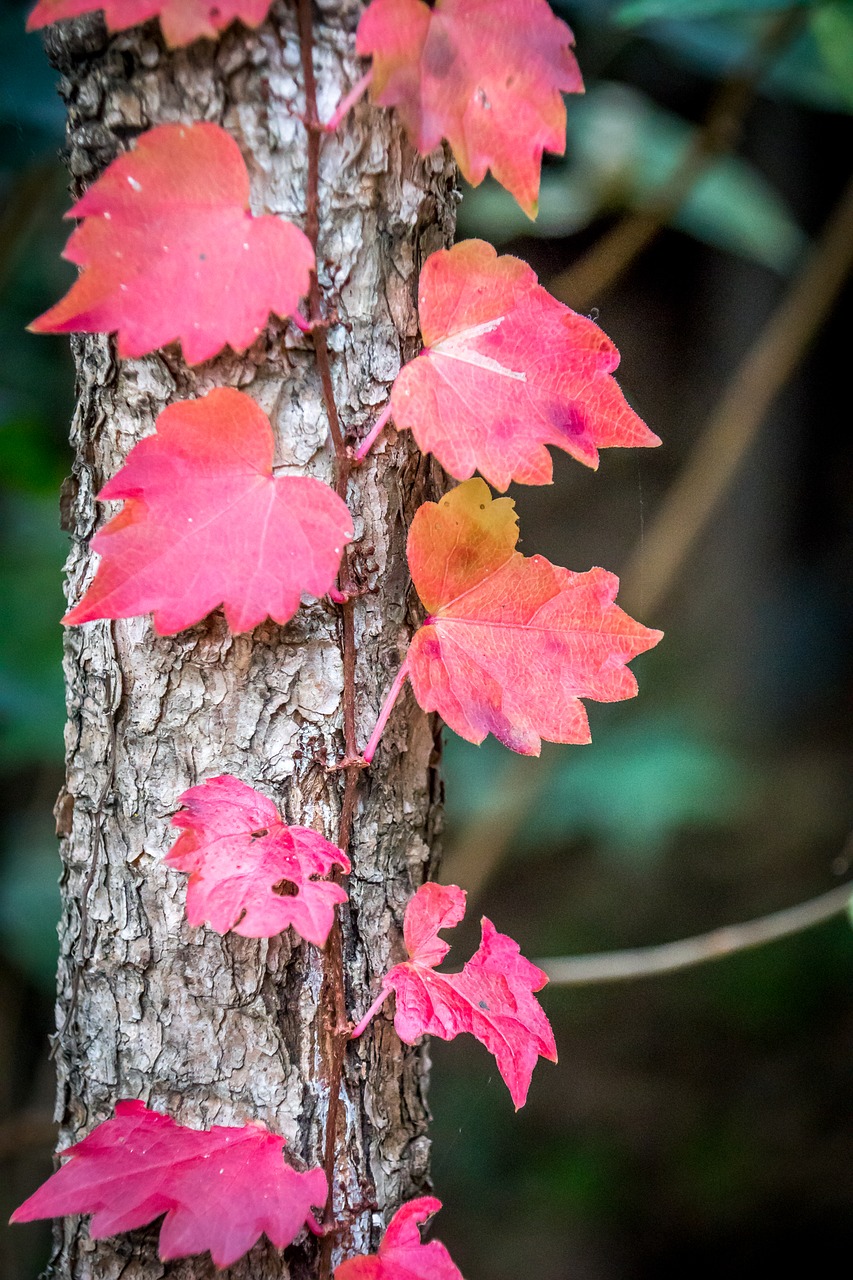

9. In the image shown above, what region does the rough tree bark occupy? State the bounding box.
[45,4,456,1277]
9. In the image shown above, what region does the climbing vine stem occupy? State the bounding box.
[297,1,362,1273]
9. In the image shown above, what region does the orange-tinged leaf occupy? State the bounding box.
[335,1198,462,1280]
[28,0,274,49]
[391,240,660,489]
[356,0,583,216]
[31,123,314,364]
[10,1101,327,1267]
[406,479,663,754]
[167,776,350,946]
[352,883,556,1109]
[63,388,353,636]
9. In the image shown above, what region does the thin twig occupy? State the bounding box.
[551,7,806,311]
[619,165,853,618]
[540,881,853,986]
[297,3,360,1273]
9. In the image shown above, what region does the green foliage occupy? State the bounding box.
[811,0,853,108]
[615,0,799,27]
[445,713,747,859]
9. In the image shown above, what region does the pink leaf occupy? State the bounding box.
[356,0,583,216]
[62,387,353,636]
[361,883,557,1109]
[27,0,274,46]
[10,1101,327,1268]
[30,123,314,364]
[405,479,663,755]
[335,1197,462,1280]
[391,240,660,489]
[167,775,350,946]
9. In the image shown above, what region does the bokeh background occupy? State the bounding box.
[1,0,852,1276]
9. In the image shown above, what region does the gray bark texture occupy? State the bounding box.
[44,4,456,1277]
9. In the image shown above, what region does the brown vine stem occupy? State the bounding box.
[551,6,806,311]
[296,1,359,1273]
[540,880,853,985]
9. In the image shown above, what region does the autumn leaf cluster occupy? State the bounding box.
[13,0,663,1272]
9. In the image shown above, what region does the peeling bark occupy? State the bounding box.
[44,5,455,1277]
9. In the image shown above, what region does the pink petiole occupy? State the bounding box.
[350,985,391,1039]
[362,656,411,763]
[323,70,375,133]
[352,402,393,463]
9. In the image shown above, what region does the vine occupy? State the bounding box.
[13,0,668,1275]
[295,0,366,1268]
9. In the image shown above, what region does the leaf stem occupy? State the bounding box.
[323,69,374,133]
[349,986,392,1040]
[352,402,393,463]
[362,657,411,764]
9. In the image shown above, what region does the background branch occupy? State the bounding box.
[540,880,853,986]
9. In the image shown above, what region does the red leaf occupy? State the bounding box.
[356,0,583,216]
[167,775,351,945]
[357,883,556,1109]
[30,123,314,364]
[63,388,353,636]
[335,1197,462,1280]
[406,479,663,755]
[28,0,274,45]
[10,1100,327,1267]
[391,240,660,489]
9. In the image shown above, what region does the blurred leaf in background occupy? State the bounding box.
[459,81,807,272]
[609,0,853,114]
[444,716,749,862]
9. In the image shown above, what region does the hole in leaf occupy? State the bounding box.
[272,879,299,897]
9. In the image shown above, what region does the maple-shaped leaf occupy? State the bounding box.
[353,883,556,1109]
[390,240,660,490]
[405,479,663,755]
[27,0,274,46]
[356,0,583,216]
[10,1100,327,1267]
[335,1197,462,1280]
[63,388,353,635]
[167,775,351,946]
[30,123,314,364]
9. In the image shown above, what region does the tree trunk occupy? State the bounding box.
[45,6,455,1277]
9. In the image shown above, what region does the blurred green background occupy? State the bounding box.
[1,0,851,1276]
